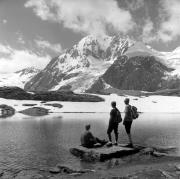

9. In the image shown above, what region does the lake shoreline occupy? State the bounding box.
[2,92,180,114]
[1,154,180,178]
[79,156,180,179]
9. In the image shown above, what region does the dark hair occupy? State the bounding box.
[124,98,130,105]
[111,101,116,108]
[85,124,91,130]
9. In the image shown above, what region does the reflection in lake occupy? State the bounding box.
[0,112,179,170]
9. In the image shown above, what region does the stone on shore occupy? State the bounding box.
[0,104,15,118]
[19,107,49,116]
[44,103,63,109]
[70,145,141,162]
[22,104,37,106]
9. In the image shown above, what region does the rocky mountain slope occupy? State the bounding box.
[24,35,133,92]
[87,55,175,92]
[24,35,180,93]
[0,67,40,88]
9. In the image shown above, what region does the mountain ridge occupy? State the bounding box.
[0,67,40,89]
[24,35,133,92]
[2,34,180,94]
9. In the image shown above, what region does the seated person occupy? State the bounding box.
[81,124,107,148]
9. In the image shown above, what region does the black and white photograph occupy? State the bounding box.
[0,0,180,178]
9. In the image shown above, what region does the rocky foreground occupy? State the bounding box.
[0,86,104,102]
[0,146,180,179]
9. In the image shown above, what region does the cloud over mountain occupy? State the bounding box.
[35,39,62,54]
[158,0,180,42]
[25,0,135,36]
[0,44,50,73]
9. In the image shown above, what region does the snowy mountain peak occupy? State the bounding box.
[25,35,134,92]
[15,67,40,76]
[0,67,40,88]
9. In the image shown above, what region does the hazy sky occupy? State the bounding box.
[1,0,180,73]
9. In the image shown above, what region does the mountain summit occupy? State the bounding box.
[24,35,180,93]
[24,35,133,92]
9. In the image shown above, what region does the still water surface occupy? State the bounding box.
[0,112,180,170]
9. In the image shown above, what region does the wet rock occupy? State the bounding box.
[0,169,3,177]
[22,104,37,106]
[0,104,15,118]
[70,145,139,162]
[49,167,61,174]
[153,146,177,153]
[153,151,168,157]
[138,147,154,155]
[54,164,95,175]
[159,170,174,179]
[19,107,49,116]
[176,164,180,171]
[14,170,44,179]
[44,103,63,109]
[55,164,75,174]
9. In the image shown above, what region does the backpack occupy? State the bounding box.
[130,106,139,119]
[116,109,122,123]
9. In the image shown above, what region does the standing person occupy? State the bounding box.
[123,98,133,148]
[107,101,121,145]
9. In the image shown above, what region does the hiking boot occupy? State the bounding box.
[106,141,113,147]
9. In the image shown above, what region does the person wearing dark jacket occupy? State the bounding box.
[123,98,133,147]
[81,124,107,148]
[107,101,120,145]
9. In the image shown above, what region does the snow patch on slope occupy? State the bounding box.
[1,94,180,114]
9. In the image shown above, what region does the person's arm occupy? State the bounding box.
[124,106,128,121]
[109,109,113,123]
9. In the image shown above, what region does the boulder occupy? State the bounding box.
[0,105,15,118]
[49,167,61,174]
[140,147,154,155]
[176,164,180,171]
[19,107,49,116]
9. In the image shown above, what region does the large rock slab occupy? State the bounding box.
[70,145,141,162]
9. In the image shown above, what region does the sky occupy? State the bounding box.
[1,0,180,73]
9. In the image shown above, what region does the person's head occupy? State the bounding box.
[124,98,130,105]
[111,101,116,108]
[85,124,91,131]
